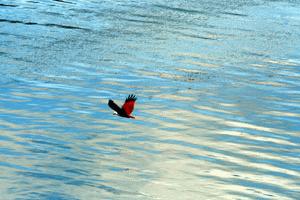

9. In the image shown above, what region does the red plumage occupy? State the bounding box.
[122,100,135,116]
[108,94,137,118]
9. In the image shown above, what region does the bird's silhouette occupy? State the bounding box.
[108,94,137,118]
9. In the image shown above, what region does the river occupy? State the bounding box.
[0,0,300,199]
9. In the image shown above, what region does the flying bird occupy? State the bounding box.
[108,94,137,119]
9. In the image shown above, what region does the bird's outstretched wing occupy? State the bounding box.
[108,100,122,114]
[122,94,137,115]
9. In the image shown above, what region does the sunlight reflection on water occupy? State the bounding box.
[0,0,300,199]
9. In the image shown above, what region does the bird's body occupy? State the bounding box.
[108,94,137,118]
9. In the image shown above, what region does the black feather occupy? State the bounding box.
[108,100,122,113]
[108,99,129,117]
[125,94,137,102]
[108,95,137,118]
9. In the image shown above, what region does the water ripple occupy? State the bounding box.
[0,18,90,31]
[1,0,300,199]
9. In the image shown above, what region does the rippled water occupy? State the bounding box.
[1,0,300,199]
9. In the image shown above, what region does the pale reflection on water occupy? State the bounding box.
[1,0,300,199]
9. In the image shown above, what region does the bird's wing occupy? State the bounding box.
[108,100,122,114]
[122,94,137,115]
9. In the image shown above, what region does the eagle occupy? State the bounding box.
[108,94,137,119]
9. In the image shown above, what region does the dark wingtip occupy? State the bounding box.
[126,94,137,101]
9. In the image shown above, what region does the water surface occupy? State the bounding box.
[0,0,300,199]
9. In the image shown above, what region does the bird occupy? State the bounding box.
[108,94,137,119]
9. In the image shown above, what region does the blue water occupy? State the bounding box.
[1,0,300,199]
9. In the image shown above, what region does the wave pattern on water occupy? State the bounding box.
[0,0,300,199]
